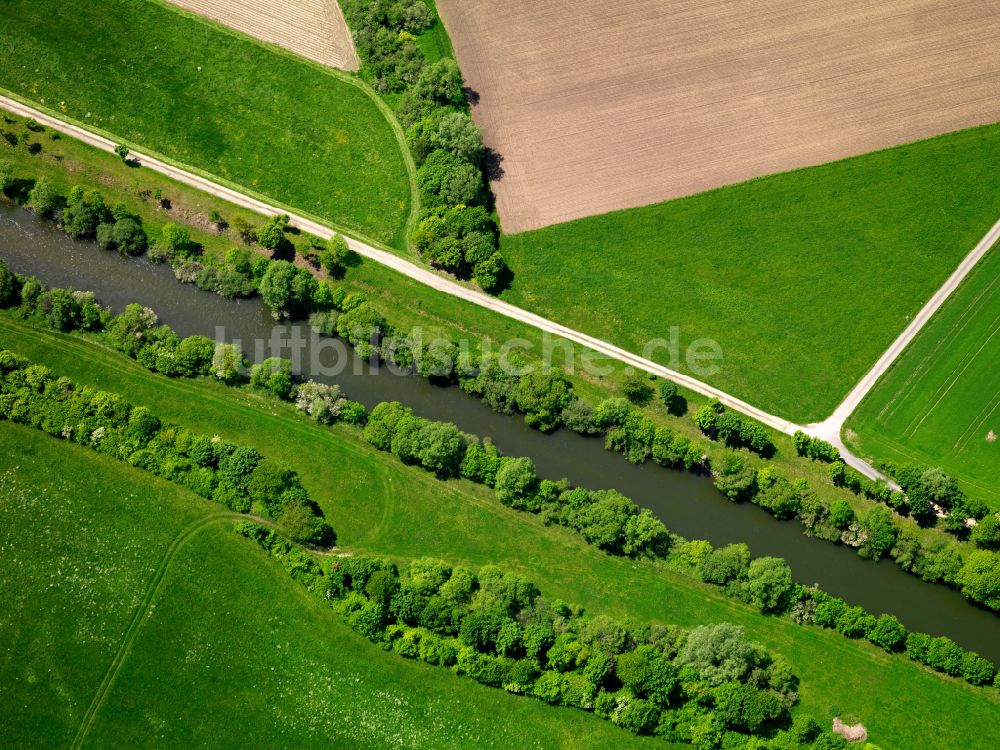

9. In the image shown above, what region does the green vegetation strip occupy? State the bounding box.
[0,0,413,246]
[847,244,1000,508]
[0,425,669,749]
[1,316,999,749]
[500,124,1000,422]
[4,128,998,615]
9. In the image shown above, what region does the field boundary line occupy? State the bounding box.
[70,513,250,750]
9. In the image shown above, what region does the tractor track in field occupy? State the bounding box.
[70,513,253,750]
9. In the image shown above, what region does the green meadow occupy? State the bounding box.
[0,424,668,749]
[500,124,1000,423]
[0,0,413,246]
[847,244,1000,509]
[1,317,998,750]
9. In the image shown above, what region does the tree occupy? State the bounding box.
[173,335,215,376]
[865,614,905,653]
[320,234,351,278]
[249,357,294,398]
[714,453,756,502]
[294,380,345,424]
[417,149,482,208]
[0,259,16,308]
[956,550,1000,609]
[106,304,158,356]
[658,380,679,411]
[857,505,898,559]
[593,397,632,429]
[257,213,290,251]
[28,178,59,217]
[473,252,507,293]
[211,342,246,384]
[615,644,677,704]
[114,143,129,160]
[110,218,147,256]
[159,223,196,258]
[433,111,483,163]
[622,373,654,405]
[678,623,757,686]
[259,260,317,319]
[494,457,538,506]
[971,513,1000,550]
[514,368,572,432]
[364,401,413,451]
[746,556,794,613]
[917,467,962,510]
[698,543,750,585]
[828,499,855,529]
[0,159,12,191]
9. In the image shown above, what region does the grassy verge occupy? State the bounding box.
[846,243,1000,508]
[500,123,1000,422]
[0,0,413,246]
[415,0,456,63]
[1,319,998,749]
[0,423,668,749]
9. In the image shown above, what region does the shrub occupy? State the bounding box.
[249,357,295,399]
[494,457,538,507]
[28,178,59,217]
[746,557,794,613]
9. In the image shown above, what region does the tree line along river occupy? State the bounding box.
[1,203,998,662]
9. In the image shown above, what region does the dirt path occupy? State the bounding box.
[70,512,249,750]
[805,218,1000,470]
[7,94,993,486]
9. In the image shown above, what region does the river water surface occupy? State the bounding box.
[2,204,998,661]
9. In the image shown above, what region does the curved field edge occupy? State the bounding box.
[0,425,669,750]
[845,242,1000,508]
[0,0,416,248]
[499,122,1000,423]
[1,325,998,749]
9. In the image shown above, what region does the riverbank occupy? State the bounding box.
[2,202,999,667]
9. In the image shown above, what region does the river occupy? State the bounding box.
[2,203,998,661]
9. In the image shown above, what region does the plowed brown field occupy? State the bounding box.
[436,0,1000,232]
[166,0,359,71]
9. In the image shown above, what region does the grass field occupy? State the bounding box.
[0,425,668,749]
[2,318,998,750]
[500,123,1000,422]
[846,245,1000,509]
[0,0,412,246]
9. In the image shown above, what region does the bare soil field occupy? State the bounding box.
[166,0,359,71]
[436,0,1000,232]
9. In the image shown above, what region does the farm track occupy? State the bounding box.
[5,96,997,486]
[70,512,251,750]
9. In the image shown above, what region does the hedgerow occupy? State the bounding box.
[0,348,333,546]
[237,523,818,746]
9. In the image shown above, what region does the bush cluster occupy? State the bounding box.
[342,0,510,292]
[363,401,670,558]
[693,399,774,457]
[680,538,997,687]
[238,524,815,746]
[0,349,333,545]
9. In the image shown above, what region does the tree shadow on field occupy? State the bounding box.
[483,147,505,182]
[463,86,481,106]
